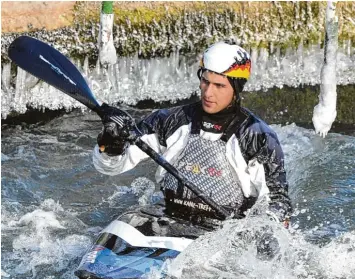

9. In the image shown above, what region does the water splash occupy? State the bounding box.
[1,199,91,279]
[1,114,354,278]
[103,177,161,207]
[161,202,355,279]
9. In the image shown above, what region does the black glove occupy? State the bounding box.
[97,103,133,156]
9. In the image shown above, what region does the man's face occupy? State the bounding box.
[200,71,234,114]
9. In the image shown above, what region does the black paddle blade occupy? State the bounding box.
[8,36,102,115]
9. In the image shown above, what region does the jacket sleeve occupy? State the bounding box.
[93,110,167,176]
[256,132,293,222]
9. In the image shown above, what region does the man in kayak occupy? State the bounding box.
[93,41,292,235]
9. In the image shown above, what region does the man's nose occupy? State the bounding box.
[203,84,214,98]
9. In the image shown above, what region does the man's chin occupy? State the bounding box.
[202,105,219,114]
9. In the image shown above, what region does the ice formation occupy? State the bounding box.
[312,1,339,138]
[1,42,354,119]
[98,7,117,66]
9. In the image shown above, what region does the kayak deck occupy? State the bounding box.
[75,204,210,279]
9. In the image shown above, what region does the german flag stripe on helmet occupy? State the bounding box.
[200,58,251,79]
[223,60,251,79]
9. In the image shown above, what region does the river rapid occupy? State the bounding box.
[1,106,354,279]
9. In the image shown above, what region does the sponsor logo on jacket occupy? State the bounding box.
[202,121,222,131]
[177,161,223,177]
[173,198,213,212]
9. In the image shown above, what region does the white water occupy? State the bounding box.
[1,43,354,119]
[164,217,355,279]
[1,111,354,278]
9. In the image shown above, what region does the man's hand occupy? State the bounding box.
[97,103,133,156]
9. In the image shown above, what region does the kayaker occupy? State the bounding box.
[93,41,292,234]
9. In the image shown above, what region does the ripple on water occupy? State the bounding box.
[1,115,354,278]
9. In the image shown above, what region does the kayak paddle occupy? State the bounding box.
[8,35,230,219]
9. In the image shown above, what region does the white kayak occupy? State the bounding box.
[75,219,194,279]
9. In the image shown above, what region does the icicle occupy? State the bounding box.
[259,48,269,72]
[95,58,101,76]
[14,66,28,114]
[312,1,338,138]
[269,42,274,55]
[83,56,89,76]
[24,73,39,90]
[251,47,259,73]
[75,59,81,70]
[297,39,304,68]
[113,63,120,98]
[275,46,281,70]
[346,39,351,57]
[1,64,12,118]
[1,63,12,92]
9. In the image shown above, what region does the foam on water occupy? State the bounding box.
[0,178,162,278]
[1,199,91,279]
[103,177,163,207]
[162,213,355,279]
[1,112,354,278]
[273,124,355,240]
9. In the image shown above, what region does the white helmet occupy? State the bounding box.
[200,41,251,80]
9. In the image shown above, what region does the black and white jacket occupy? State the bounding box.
[93,102,292,221]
